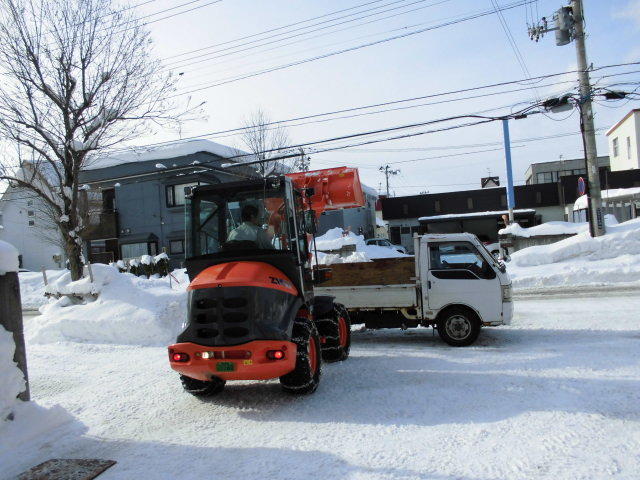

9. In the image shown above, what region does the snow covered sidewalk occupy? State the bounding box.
[4,291,640,479]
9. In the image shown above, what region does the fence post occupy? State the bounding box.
[0,251,29,401]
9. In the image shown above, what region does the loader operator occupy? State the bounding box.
[227,204,274,249]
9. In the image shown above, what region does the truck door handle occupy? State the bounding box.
[427,280,432,289]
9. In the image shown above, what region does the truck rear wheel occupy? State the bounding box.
[280,318,321,394]
[436,307,481,347]
[316,303,351,362]
[180,374,226,397]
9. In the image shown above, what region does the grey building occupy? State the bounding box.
[79,141,379,268]
[524,155,610,184]
[79,140,257,268]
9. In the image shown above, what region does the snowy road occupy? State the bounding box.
[6,292,640,480]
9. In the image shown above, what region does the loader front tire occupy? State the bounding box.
[180,374,226,397]
[280,317,321,394]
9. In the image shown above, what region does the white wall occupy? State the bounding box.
[607,112,640,171]
[0,188,65,271]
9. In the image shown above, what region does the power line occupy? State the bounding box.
[166,0,445,68]
[170,0,450,82]
[107,62,639,153]
[167,0,535,97]
[163,0,397,60]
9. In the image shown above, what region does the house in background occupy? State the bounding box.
[0,167,66,271]
[606,109,640,171]
[79,140,258,268]
[317,184,378,239]
[524,156,610,184]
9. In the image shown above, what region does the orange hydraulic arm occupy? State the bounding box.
[286,167,365,215]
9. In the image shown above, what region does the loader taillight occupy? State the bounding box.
[172,352,190,362]
[267,350,285,360]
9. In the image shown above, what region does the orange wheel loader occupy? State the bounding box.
[168,167,364,396]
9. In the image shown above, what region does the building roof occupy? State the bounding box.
[419,209,535,222]
[573,186,640,210]
[84,139,249,171]
[606,109,640,136]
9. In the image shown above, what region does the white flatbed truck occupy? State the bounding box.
[315,233,513,346]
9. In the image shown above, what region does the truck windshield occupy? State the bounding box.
[186,188,291,257]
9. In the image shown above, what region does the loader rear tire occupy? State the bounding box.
[316,303,351,362]
[180,374,226,397]
[280,318,321,394]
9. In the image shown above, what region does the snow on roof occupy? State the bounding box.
[0,239,19,274]
[573,187,640,211]
[419,209,535,222]
[362,184,378,198]
[84,139,250,171]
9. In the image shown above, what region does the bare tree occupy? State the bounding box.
[0,0,195,280]
[239,109,299,177]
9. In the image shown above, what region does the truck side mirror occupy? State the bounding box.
[305,209,317,234]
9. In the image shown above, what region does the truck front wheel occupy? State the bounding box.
[436,307,481,347]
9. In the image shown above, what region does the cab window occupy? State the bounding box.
[429,242,495,279]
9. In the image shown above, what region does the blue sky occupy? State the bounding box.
[138,0,640,195]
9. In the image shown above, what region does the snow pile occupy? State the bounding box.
[312,227,408,264]
[507,217,640,289]
[0,239,19,275]
[500,215,618,238]
[0,326,81,460]
[19,269,67,309]
[28,264,187,346]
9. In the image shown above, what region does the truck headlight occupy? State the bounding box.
[501,284,512,302]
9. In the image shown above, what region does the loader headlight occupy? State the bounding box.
[501,284,512,302]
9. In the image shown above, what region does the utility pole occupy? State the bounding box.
[379,165,399,196]
[572,0,604,236]
[528,0,605,236]
[501,119,516,223]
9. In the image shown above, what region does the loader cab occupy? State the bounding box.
[184,176,315,298]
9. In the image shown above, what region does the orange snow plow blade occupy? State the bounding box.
[287,166,365,212]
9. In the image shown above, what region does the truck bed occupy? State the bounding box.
[314,257,418,310]
[318,257,415,287]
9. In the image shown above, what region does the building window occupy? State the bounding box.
[573,168,586,176]
[536,171,556,184]
[166,182,199,207]
[27,200,33,206]
[612,137,619,157]
[27,210,34,217]
[434,200,441,213]
[28,219,35,226]
[627,136,632,159]
[170,239,184,255]
[389,226,401,244]
[500,194,507,207]
[536,191,542,204]
[402,204,409,215]
[121,242,149,260]
[467,198,473,210]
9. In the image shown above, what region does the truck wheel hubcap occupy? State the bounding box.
[446,315,471,340]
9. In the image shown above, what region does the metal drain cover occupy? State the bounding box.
[17,459,116,480]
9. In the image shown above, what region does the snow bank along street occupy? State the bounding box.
[2,290,639,479]
[504,217,640,290]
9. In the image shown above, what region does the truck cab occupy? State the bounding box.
[415,233,513,344]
